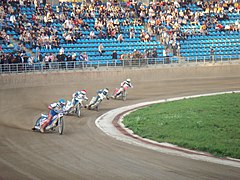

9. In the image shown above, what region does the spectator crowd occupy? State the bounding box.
[0,0,240,65]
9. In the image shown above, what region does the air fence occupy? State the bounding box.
[1,55,240,74]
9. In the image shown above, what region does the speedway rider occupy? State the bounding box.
[87,88,109,108]
[113,78,133,98]
[40,99,66,133]
[72,90,88,108]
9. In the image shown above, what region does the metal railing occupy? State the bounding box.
[0,55,239,74]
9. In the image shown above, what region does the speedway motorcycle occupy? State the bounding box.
[64,98,83,118]
[112,86,128,101]
[87,93,107,111]
[32,113,64,135]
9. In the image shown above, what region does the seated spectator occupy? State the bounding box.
[114,19,120,27]
[110,29,117,38]
[237,3,240,13]
[140,30,146,41]
[81,21,90,30]
[79,30,85,38]
[224,24,231,31]
[132,18,139,26]
[200,23,207,34]
[59,47,64,55]
[235,20,240,31]
[94,18,103,31]
[51,35,60,48]
[98,30,106,39]
[10,14,17,24]
[89,31,96,39]
[129,28,135,39]
[14,44,22,53]
[98,43,104,56]
[143,32,150,42]
[215,23,224,31]
[65,33,72,43]
[117,34,124,43]
[122,18,130,26]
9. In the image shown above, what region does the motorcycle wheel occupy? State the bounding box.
[88,104,92,110]
[76,104,81,118]
[58,117,64,135]
[96,105,99,111]
[32,117,42,131]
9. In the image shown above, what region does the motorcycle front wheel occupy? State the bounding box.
[58,117,64,135]
[76,104,81,118]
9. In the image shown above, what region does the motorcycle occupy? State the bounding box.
[112,86,128,101]
[86,94,109,111]
[64,98,83,118]
[32,113,64,135]
[87,96,102,111]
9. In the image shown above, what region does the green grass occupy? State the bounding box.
[123,93,240,159]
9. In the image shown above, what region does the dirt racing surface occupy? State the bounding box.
[0,64,240,180]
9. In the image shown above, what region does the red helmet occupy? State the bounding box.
[80,90,87,95]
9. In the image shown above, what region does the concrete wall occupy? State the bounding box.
[1,65,240,90]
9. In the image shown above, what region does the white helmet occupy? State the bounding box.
[103,88,109,95]
[126,78,131,83]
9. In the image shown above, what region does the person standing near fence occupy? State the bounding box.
[210,47,215,63]
[83,52,88,62]
[163,48,167,63]
[112,51,117,60]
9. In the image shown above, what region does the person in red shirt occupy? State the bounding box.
[215,23,224,31]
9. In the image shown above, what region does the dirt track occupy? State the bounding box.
[0,65,240,180]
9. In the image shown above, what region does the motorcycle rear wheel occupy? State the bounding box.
[96,105,99,111]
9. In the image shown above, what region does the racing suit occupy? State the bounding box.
[40,102,65,133]
[89,89,109,107]
[114,81,133,98]
[72,91,88,108]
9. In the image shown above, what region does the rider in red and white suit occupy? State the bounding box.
[113,78,133,98]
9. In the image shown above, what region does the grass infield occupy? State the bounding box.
[123,93,240,159]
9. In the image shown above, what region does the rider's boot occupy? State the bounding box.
[40,122,47,133]
[40,114,52,133]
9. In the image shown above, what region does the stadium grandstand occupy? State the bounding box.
[0,0,239,73]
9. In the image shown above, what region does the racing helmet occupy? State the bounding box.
[80,90,87,95]
[103,88,109,95]
[126,78,131,83]
[58,99,66,106]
